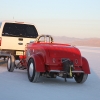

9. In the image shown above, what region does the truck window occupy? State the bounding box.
[2,23,38,38]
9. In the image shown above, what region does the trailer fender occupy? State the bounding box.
[82,57,90,74]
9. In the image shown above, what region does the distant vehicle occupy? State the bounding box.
[0,21,38,60]
[7,35,90,83]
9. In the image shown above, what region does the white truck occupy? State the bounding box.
[0,21,38,60]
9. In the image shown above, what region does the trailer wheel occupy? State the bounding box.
[7,55,15,72]
[27,59,40,82]
[74,73,88,83]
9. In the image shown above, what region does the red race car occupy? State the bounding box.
[7,35,90,83]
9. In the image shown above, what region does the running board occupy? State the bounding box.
[49,70,84,73]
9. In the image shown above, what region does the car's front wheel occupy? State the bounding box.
[7,55,15,72]
[27,59,40,82]
[74,73,88,83]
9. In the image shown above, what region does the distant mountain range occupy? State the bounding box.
[53,36,100,47]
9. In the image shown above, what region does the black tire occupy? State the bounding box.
[7,55,15,72]
[27,59,40,82]
[74,73,88,83]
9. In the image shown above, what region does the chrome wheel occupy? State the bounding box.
[81,74,88,83]
[29,63,34,78]
[7,57,11,70]
[7,55,15,72]
[74,73,88,83]
[28,59,40,82]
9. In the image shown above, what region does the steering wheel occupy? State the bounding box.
[36,35,53,43]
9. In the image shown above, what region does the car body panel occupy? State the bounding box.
[1,36,36,50]
[81,57,90,74]
[24,42,90,74]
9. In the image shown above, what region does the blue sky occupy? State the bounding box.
[0,0,100,38]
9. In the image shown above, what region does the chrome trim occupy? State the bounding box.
[49,70,84,73]
[49,70,64,72]
[72,71,84,73]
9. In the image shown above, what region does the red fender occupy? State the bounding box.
[32,54,45,72]
[82,57,90,74]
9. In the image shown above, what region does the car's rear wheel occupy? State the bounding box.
[74,73,88,83]
[7,55,15,72]
[27,59,40,82]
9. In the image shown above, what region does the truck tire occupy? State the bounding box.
[74,73,88,83]
[7,55,15,72]
[27,58,40,82]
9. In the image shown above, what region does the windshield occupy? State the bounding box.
[0,22,2,28]
[2,23,38,38]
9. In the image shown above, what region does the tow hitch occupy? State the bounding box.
[62,59,74,82]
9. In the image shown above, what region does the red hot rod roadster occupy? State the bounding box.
[7,35,90,83]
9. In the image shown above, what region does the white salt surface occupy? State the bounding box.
[0,46,100,100]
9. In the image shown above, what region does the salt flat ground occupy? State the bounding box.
[0,46,100,100]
